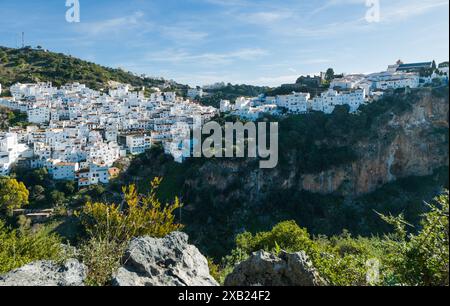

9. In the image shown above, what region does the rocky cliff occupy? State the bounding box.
[300,89,449,196]
[184,88,448,199]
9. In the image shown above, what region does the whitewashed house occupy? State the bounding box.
[276,92,310,114]
[27,107,50,124]
[126,134,152,155]
[367,72,420,90]
[187,87,204,99]
[330,74,365,89]
[0,132,30,176]
[220,100,232,112]
[52,162,79,180]
[77,164,110,187]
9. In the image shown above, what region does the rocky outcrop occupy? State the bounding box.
[113,232,218,286]
[0,259,87,286]
[299,90,449,195]
[184,88,449,199]
[224,250,326,286]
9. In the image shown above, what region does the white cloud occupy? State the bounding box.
[238,11,292,24]
[250,74,299,86]
[308,0,366,17]
[76,11,149,36]
[203,0,251,7]
[173,72,301,87]
[381,0,449,22]
[145,48,269,65]
[160,26,209,43]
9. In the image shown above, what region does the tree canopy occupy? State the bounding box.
[0,177,29,215]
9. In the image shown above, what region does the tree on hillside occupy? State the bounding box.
[0,177,29,215]
[0,51,8,64]
[325,68,335,83]
[30,185,46,203]
[50,190,66,208]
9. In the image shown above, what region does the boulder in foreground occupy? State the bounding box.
[113,232,218,286]
[0,259,87,286]
[225,250,326,286]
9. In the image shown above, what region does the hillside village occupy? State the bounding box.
[219,61,449,120]
[0,83,217,185]
[0,60,448,188]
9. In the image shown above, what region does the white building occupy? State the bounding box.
[0,132,29,176]
[220,100,232,113]
[109,84,130,98]
[276,92,310,114]
[10,82,55,99]
[330,74,365,90]
[87,141,120,167]
[77,164,111,187]
[367,72,420,90]
[126,134,152,155]
[438,62,449,76]
[310,89,366,114]
[225,88,366,119]
[52,162,79,180]
[27,107,51,124]
[187,87,204,99]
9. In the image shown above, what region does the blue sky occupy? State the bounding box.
[0,0,449,86]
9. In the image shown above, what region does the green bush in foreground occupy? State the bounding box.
[0,220,62,274]
[78,178,183,244]
[225,221,379,286]
[381,192,449,286]
[78,237,126,286]
[221,191,449,286]
[77,178,183,286]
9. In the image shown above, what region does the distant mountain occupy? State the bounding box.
[0,46,188,94]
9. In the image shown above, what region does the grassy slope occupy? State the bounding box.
[0,46,188,93]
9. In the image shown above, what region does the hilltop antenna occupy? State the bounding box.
[21,32,24,48]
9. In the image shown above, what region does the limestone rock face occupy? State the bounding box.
[224,250,326,286]
[0,259,87,286]
[185,89,449,199]
[113,232,218,286]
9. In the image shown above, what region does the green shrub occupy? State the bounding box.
[222,192,450,286]
[76,178,184,286]
[207,257,222,284]
[236,221,314,254]
[0,220,63,274]
[77,178,183,244]
[231,221,379,286]
[380,191,449,286]
[78,237,126,286]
